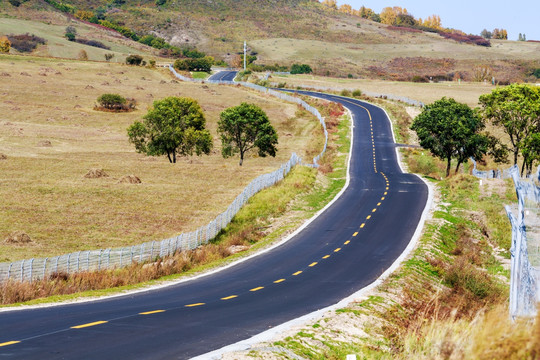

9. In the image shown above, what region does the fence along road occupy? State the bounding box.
[0,89,428,359]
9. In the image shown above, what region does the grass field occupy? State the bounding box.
[0,17,151,62]
[271,73,498,108]
[0,54,320,262]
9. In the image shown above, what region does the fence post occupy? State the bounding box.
[7,262,12,280]
[140,243,144,262]
[86,251,90,271]
[55,256,59,273]
[76,251,81,272]
[106,249,111,268]
[150,241,155,259]
[20,260,24,282]
[43,257,48,279]
[98,249,103,270]
[67,253,71,273]
[29,259,34,282]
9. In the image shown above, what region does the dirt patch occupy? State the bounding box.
[37,140,52,147]
[227,245,250,254]
[118,175,142,184]
[0,154,7,160]
[84,168,109,179]
[4,231,32,244]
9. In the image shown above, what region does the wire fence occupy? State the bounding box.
[471,160,540,318]
[0,67,331,283]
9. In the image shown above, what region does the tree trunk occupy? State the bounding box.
[446,157,451,177]
[239,150,244,166]
[521,160,526,177]
[455,160,462,174]
[173,152,176,164]
[514,148,519,166]
[167,152,173,163]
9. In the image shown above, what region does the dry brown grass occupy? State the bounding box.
[0,54,320,262]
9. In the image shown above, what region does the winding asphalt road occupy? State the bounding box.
[208,70,237,82]
[0,89,428,359]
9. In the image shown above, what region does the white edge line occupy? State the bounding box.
[0,94,355,313]
[192,97,434,360]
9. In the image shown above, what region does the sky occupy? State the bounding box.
[336,0,540,41]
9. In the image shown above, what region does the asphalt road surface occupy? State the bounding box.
[207,70,237,82]
[0,91,428,360]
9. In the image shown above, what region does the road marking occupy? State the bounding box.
[293,271,303,275]
[0,341,20,347]
[139,310,165,315]
[221,295,238,300]
[377,202,381,206]
[71,321,108,329]
[372,208,377,212]
[322,255,330,259]
[334,248,341,252]
[367,215,371,220]
[250,286,264,292]
[360,223,365,228]
[386,187,389,190]
[185,303,205,307]
[274,279,285,283]
[353,231,359,236]
[309,262,318,267]
[344,240,350,245]
[381,197,385,200]
[384,192,388,195]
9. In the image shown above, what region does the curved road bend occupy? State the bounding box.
[208,70,237,82]
[0,91,428,360]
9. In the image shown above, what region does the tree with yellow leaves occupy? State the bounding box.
[0,36,10,53]
[338,4,352,15]
[422,15,442,30]
[321,0,337,10]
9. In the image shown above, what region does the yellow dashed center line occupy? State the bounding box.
[250,286,264,292]
[372,208,377,213]
[185,303,205,307]
[293,271,303,276]
[322,255,330,259]
[139,310,166,315]
[344,240,350,245]
[353,232,358,237]
[360,223,365,228]
[381,197,385,200]
[334,248,341,252]
[384,192,388,195]
[0,341,20,347]
[71,321,108,329]
[221,295,238,300]
[309,262,318,267]
[377,202,381,206]
[274,279,285,283]
[367,215,371,220]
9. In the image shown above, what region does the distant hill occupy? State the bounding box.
[1,0,540,82]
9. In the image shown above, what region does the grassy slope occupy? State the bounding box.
[0,53,320,262]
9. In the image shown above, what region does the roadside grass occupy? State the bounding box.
[0,93,351,305]
[191,71,211,79]
[0,54,318,262]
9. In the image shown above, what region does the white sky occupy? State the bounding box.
[336,0,540,41]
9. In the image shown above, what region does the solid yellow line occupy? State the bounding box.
[185,303,205,307]
[71,321,108,329]
[309,262,318,267]
[0,341,20,347]
[274,279,285,283]
[367,215,371,220]
[323,255,330,259]
[293,271,303,276]
[250,286,264,292]
[334,248,341,252]
[221,295,238,300]
[344,240,350,245]
[360,223,365,228]
[139,310,166,315]
[353,232,358,236]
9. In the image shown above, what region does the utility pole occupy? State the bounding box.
[243,41,247,71]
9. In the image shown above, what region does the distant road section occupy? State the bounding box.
[208,70,238,82]
[0,91,428,360]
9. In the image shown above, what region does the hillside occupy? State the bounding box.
[2,0,540,82]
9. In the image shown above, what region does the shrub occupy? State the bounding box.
[352,89,362,97]
[65,32,75,41]
[290,63,313,74]
[155,0,166,5]
[173,56,213,72]
[78,49,88,60]
[533,69,540,79]
[104,53,114,62]
[340,89,351,97]
[411,75,428,82]
[65,25,77,36]
[148,59,156,68]
[0,36,10,53]
[75,38,110,49]
[96,94,136,112]
[126,54,144,66]
[7,33,46,53]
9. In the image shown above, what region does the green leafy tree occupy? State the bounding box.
[127,97,212,163]
[290,64,313,74]
[218,103,278,166]
[97,93,126,110]
[522,133,540,175]
[411,97,490,177]
[479,84,540,174]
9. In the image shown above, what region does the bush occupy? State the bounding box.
[411,75,428,82]
[96,94,136,112]
[75,38,110,49]
[148,59,156,68]
[173,56,214,72]
[533,69,540,79]
[7,33,46,53]
[340,89,351,97]
[126,54,144,66]
[65,25,77,36]
[65,32,75,41]
[104,53,114,62]
[290,63,313,74]
[78,49,88,60]
[352,89,362,97]
[0,37,10,53]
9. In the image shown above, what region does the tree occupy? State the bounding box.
[411,97,490,177]
[481,29,492,39]
[321,0,337,10]
[97,93,126,110]
[522,133,540,175]
[0,36,10,53]
[290,63,313,74]
[78,49,88,60]
[479,84,540,174]
[218,103,278,166]
[127,97,212,163]
[104,53,114,61]
[126,54,143,65]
